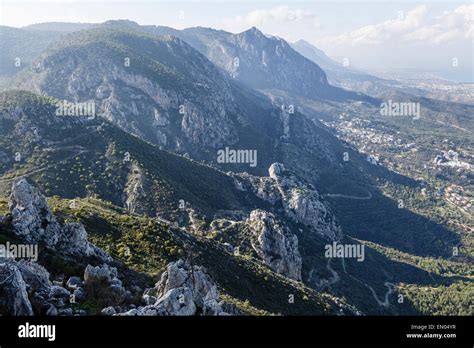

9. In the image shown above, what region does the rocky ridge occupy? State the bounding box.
[1,180,233,316]
[236,163,341,241]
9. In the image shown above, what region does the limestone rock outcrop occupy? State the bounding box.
[113,259,230,316]
[237,163,341,241]
[247,209,302,281]
[9,178,109,259]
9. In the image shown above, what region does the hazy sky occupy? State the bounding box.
[1,0,472,81]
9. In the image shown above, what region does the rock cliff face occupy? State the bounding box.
[8,178,109,259]
[247,209,302,281]
[237,163,341,241]
[98,64,239,150]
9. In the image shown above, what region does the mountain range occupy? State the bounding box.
[0,20,472,317]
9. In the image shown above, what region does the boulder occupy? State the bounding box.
[46,305,58,316]
[72,288,86,303]
[49,285,70,299]
[66,276,83,291]
[101,306,117,316]
[16,260,51,291]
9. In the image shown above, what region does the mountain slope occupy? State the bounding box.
[7,25,287,173]
[0,90,249,216]
[0,90,344,281]
[0,177,357,316]
[2,90,471,315]
[291,40,349,74]
[0,26,64,77]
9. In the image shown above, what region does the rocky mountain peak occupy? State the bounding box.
[239,26,266,40]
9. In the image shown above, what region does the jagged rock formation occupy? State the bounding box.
[124,163,151,215]
[0,257,87,316]
[0,255,131,316]
[247,209,302,281]
[8,178,109,259]
[9,178,61,246]
[237,163,341,241]
[213,27,329,97]
[150,259,224,315]
[114,259,230,316]
[0,258,34,315]
[0,178,121,315]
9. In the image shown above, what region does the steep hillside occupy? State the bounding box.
[0,26,64,77]
[0,90,251,217]
[7,25,287,172]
